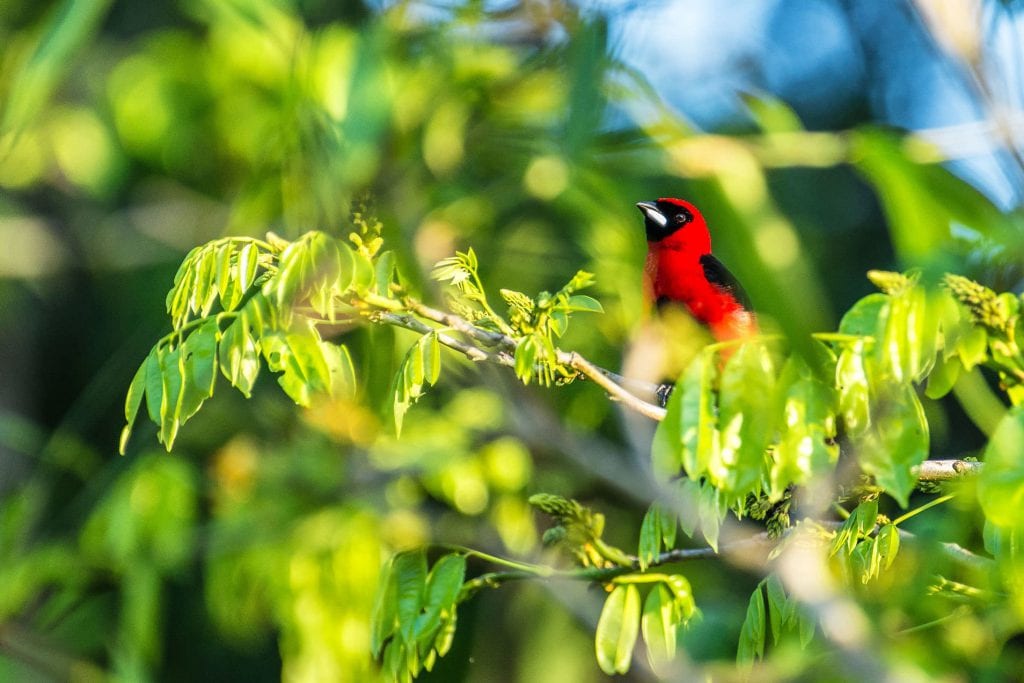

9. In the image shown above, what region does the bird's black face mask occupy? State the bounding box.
[636,201,693,242]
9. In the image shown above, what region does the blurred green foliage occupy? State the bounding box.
[3,0,1024,681]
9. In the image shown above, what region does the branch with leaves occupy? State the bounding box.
[118,216,1024,680]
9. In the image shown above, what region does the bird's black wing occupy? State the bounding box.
[700,254,753,311]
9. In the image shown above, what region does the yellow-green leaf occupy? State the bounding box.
[595,584,640,675]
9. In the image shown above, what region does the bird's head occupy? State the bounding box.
[636,198,709,249]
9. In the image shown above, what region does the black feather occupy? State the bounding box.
[699,254,753,311]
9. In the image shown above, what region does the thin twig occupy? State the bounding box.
[913,459,983,481]
[373,311,514,366]
[561,351,667,421]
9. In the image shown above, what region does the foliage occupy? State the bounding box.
[5,1,1024,681]
[119,216,1024,677]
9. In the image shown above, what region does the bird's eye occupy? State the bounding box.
[673,213,689,225]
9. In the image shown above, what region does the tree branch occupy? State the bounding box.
[913,459,983,481]
[371,299,991,482]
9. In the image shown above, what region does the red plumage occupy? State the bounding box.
[637,198,755,341]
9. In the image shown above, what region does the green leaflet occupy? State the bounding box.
[737,576,815,664]
[713,342,776,501]
[371,557,398,658]
[650,382,683,478]
[772,356,839,498]
[371,552,466,679]
[978,406,1024,529]
[394,550,428,645]
[859,385,929,507]
[737,583,766,665]
[155,345,184,448]
[595,584,640,675]
[393,332,444,435]
[641,584,676,671]
[638,502,677,571]
[836,341,870,435]
[178,319,218,422]
[119,352,150,454]
[219,315,261,398]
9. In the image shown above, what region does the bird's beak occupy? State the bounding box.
[636,201,667,229]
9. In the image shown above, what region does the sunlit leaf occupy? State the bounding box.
[158,345,184,449]
[638,505,662,571]
[978,406,1024,529]
[595,584,640,675]
[836,342,870,435]
[219,316,261,397]
[925,354,960,399]
[394,550,427,645]
[859,386,928,507]
[177,319,218,426]
[876,523,900,570]
[765,575,787,645]
[737,583,766,664]
[838,293,886,337]
[371,557,398,658]
[641,584,677,671]
[120,352,149,454]
[564,294,603,313]
[714,342,776,500]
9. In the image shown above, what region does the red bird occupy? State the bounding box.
[637,198,756,341]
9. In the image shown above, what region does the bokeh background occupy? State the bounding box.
[2,0,1024,680]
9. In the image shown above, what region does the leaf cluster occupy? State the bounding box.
[370,551,466,682]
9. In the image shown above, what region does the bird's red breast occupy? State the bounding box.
[637,198,755,341]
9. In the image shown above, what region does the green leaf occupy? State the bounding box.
[713,342,776,500]
[676,351,718,479]
[663,574,696,622]
[193,247,219,318]
[925,353,961,399]
[219,316,260,397]
[658,501,677,551]
[836,342,871,435]
[350,246,375,294]
[978,406,1024,529]
[321,342,357,399]
[773,358,839,496]
[651,383,683,478]
[737,584,766,665]
[423,333,441,385]
[514,337,537,384]
[641,585,677,671]
[215,243,235,309]
[564,294,604,313]
[178,319,218,423]
[424,555,465,614]
[143,346,163,425]
[595,584,640,675]
[375,250,396,297]
[876,523,900,570]
[858,386,929,507]
[434,613,457,658]
[838,293,886,337]
[120,352,150,454]
[765,575,787,645]
[638,505,662,571]
[237,242,260,292]
[157,345,184,449]
[414,554,466,656]
[697,483,723,552]
[676,479,699,538]
[393,550,427,646]
[371,557,398,658]
[957,326,988,371]
[797,609,815,647]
